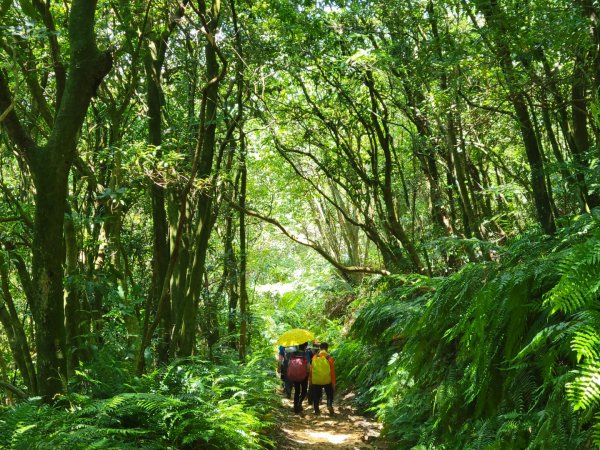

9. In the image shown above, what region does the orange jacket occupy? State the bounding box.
[309,351,336,386]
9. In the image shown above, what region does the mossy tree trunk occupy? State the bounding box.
[0,0,111,400]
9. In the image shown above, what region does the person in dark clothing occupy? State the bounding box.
[277,345,285,383]
[305,344,315,404]
[289,342,310,414]
[281,346,295,398]
[306,341,320,404]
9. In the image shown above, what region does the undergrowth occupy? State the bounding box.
[0,349,277,449]
[337,213,600,449]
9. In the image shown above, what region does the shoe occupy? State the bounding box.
[328,406,335,415]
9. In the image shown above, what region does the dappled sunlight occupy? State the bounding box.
[306,431,351,444]
[275,394,383,449]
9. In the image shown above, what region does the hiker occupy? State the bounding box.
[309,342,335,415]
[286,342,310,413]
[306,341,319,404]
[277,345,286,387]
[281,346,296,398]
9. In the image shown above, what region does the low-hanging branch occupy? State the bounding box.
[231,202,390,276]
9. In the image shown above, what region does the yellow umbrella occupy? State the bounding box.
[276,328,314,347]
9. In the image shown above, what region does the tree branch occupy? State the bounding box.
[458,90,516,119]
[0,381,28,400]
[0,182,34,230]
[231,202,390,276]
[0,217,20,223]
[0,71,37,159]
[31,0,66,105]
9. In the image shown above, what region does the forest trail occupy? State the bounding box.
[273,391,385,449]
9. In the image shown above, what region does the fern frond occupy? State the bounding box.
[570,325,600,362]
[592,413,600,448]
[566,361,600,411]
[545,236,600,314]
[513,322,569,362]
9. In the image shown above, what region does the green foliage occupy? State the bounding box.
[338,215,600,448]
[252,267,344,346]
[0,352,277,449]
[546,235,600,315]
[542,225,600,449]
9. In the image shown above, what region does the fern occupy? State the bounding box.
[338,216,600,448]
[0,352,277,449]
[566,361,600,411]
[545,235,600,315]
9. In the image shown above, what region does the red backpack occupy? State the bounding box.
[286,354,308,382]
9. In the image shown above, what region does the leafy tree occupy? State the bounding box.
[1,0,112,400]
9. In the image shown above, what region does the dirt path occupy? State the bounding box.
[273,391,385,450]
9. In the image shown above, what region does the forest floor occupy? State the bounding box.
[272,389,388,449]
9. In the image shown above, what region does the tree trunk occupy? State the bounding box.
[446,111,479,238]
[365,72,422,272]
[0,0,112,400]
[64,207,88,377]
[145,40,171,363]
[180,0,224,357]
[223,207,239,341]
[476,0,555,234]
[0,253,36,394]
[571,53,599,209]
[575,0,600,159]
[238,137,248,362]
[167,191,191,358]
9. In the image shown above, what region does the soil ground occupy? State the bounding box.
[272,390,387,450]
